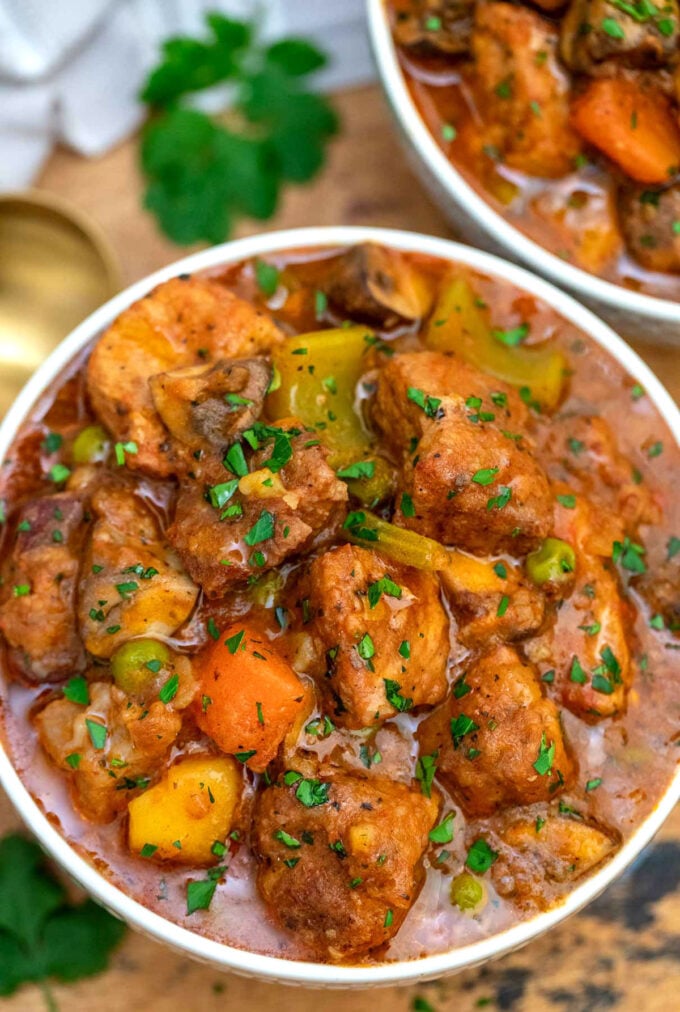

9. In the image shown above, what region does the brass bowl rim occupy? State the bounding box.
[0,187,122,295]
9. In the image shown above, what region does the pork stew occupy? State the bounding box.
[0,243,678,965]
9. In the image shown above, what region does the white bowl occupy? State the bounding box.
[1,226,679,988]
[366,0,680,347]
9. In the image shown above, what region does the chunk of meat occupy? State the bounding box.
[372,351,529,459]
[525,556,634,720]
[79,486,198,657]
[167,421,347,597]
[561,0,679,74]
[148,357,271,460]
[441,551,545,647]
[300,544,450,728]
[494,814,617,907]
[397,398,552,555]
[252,766,439,960]
[0,494,87,681]
[542,415,661,531]
[418,645,574,816]
[35,682,182,823]
[637,559,680,633]
[87,277,283,477]
[393,0,475,56]
[619,183,680,274]
[471,3,582,178]
[323,244,432,326]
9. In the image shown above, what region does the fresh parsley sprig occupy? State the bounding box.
[139,13,339,244]
[0,834,126,1008]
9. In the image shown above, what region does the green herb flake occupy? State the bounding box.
[63,677,89,706]
[384,678,413,712]
[367,575,402,609]
[471,467,499,486]
[429,812,455,844]
[465,838,498,874]
[533,733,556,776]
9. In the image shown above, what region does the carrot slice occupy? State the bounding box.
[195,623,305,772]
[571,78,680,185]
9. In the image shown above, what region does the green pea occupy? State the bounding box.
[526,537,576,586]
[450,872,486,912]
[111,639,171,696]
[72,425,111,465]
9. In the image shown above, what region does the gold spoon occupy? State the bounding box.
[0,190,121,417]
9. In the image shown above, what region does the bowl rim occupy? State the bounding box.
[1,225,679,988]
[365,0,680,325]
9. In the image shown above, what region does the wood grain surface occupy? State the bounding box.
[2,84,679,1012]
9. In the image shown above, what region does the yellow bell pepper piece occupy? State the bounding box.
[266,325,370,460]
[128,755,241,864]
[425,276,566,409]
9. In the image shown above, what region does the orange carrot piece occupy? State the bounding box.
[571,78,680,185]
[195,623,305,772]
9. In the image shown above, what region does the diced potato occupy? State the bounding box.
[128,755,241,864]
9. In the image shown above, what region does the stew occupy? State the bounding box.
[0,242,678,965]
[388,0,680,301]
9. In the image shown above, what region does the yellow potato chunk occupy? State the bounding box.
[128,755,241,864]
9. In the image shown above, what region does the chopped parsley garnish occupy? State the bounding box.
[244,509,275,546]
[428,812,455,845]
[63,677,89,706]
[400,492,416,518]
[254,259,279,297]
[471,467,499,486]
[336,460,375,480]
[570,656,587,684]
[292,777,330,808]
[273,829,301,849]
[384,678,413,712]
[497,594,510,617]
[225,628,246,654]
[556,493,576,509]
[492,323,529,347]
[407,387,442,419]
[223,441,248,477]
[367,575,402,609]
[493,562,507,579]
[533,733,556,776]
[208,479,239,509]
[85,719,107,750]
[159,674,179,704]
[612,537,646,574]
[186,867,223,914]
[114,441,138,466]
[48,463,71,484]
[487,486,511,511]
[450,713,479,747]
[399,639,411,659]
[357,632,375,663]
[465,838,498,874]
[585,777,603,792]
[415,753,438,797]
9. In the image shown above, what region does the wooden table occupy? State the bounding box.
[3,84,680,1012]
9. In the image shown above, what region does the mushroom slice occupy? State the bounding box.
[324,243,432,326]
[149,357,271,453]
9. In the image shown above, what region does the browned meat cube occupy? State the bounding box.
[300,543,450,729]
[619,184,680,275]
[392,0,475,56]
[493,814,618,907]
[472,3,582,177]
[167,421,348,597]
[397,399,552,555]
[87,276,283,478]
[441,551,545,647]
[525,557,635,721]
[35,681,184,823]
[0,493,87,681]
[79,486,198,658]
[148,357,272,462]
[323,243,433,326]
[561,0,679,74]
[541,414,661,531]
[418,645,575,816]
[637,559,680,634]
[372,351,529,458]
[252,765,439,960]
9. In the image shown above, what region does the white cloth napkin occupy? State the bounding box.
[0,0,374,189]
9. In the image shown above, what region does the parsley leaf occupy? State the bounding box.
[139,14,338,245]
[0,834,125,1000]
